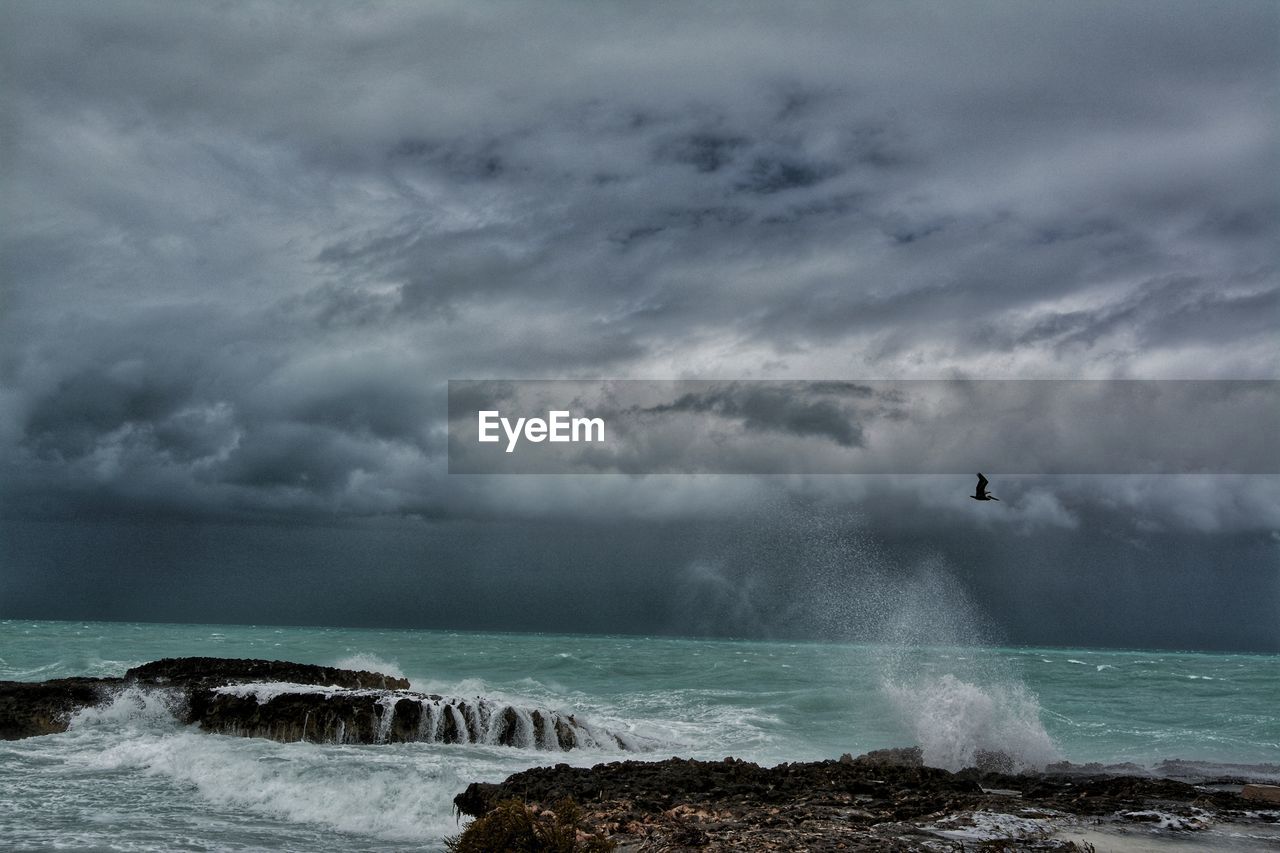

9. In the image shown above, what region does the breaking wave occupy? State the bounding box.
[882,673,1060,771]
[332,654,406,681]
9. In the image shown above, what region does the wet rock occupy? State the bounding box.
[2,657,626,751]
[3,657,411,740]
[1044,759,1151,776]
[0,677,117,739]
[124,657,409,690]
[455,756,980,820]
[847,746,924,768]
[1155,758,1280,784]
[188,689,384,743]
[1242,784,1280,804]
[455,753,1271,850]
[182,686,625,749]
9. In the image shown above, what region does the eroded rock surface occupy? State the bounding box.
[125,657,410,691]
[0,657,631,750]
[455,754,1278,851]
[0,677,116,739]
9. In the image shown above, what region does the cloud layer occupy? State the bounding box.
[1,1,1276,647]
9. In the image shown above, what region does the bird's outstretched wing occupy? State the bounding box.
[976,472,989,491]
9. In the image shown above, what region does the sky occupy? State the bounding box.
[1,1,1277,650]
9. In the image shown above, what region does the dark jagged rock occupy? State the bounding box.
[842,745,923,768]
[188,686,624,748]
[456,756,981,820]
[1155,758,1280,784]
[455,752,1277,851]
[1,657,629,751]
[188,689,386,743]
[3,656,411,740]
[0,677,118,739]
[124,656,409,691]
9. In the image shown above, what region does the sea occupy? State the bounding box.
[1,619,1277,851]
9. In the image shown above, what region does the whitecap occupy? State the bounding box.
[881,673,1060,772]
[332,654,405,680]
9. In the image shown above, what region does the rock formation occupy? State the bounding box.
[454,754,1277,851]
[0,657,632,750]
[0,677,117,739]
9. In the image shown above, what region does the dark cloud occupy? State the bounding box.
[0,0,1276,648]
[639,384,868,448]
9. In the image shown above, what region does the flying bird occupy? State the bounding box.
[971,472,999,501]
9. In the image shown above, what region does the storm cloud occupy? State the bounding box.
[1,1,1276,649]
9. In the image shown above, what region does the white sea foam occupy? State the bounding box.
[206,682,652,751]
[6,614,1276,850]
[837,553,1064,774]
[926,810,1056,842]
[211,681,355,702]
[332,654,406,680]
[1121,809,1212,831]
[68,686,182,732]
[76,731,471,841]
[883,673,1060,772]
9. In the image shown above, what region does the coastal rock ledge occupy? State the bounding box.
[454,755,1280,851]
[0,657,631,750]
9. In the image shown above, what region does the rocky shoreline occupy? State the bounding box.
[453,749,1280,851]
[6,658,1278,850]
[0,656,632,749]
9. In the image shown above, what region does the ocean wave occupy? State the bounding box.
[882,673,1061,772]
[76,731,466,842]
[331,654,406,681]
[68,686,184,733]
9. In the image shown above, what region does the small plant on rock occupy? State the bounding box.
[445,797,615,853]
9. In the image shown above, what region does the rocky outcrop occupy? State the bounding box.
[454,753,1274,851]
[125,657,409,691]
[0,657,632,751]
[839,745,923,767]
[1243,784,1280,804]
[188,686,626,749]
[0,677,117,739]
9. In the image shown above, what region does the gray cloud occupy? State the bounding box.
[1,0,1276,648]
[638,384,873,449]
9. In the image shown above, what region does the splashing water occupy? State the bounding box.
[882,673,1060,771]
[68,686,184,732]
[778,503,1063,772]
[1,619,1275,851]
[332,654,406,681]
[863,556,1061,770]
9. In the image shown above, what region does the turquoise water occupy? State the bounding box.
[2,619,1278,850]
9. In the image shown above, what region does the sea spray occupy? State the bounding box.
[78,730,472,842]
[4,620,1277,852]
[774,500,1062,771]
[864,557,1060,770]
[883,567,1062,770]
[68,685,184,732]
[882,673,1058,771]
[333,654,407,681]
